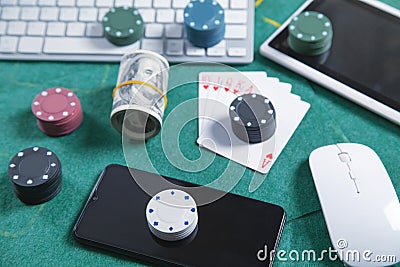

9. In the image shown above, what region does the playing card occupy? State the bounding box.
[198,72,280,136]
[197,71,310,174]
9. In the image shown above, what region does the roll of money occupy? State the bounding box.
[111,50,169,140]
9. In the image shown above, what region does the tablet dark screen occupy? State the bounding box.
[270,0,400,112]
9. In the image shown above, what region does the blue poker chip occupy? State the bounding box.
[184,0,225,48]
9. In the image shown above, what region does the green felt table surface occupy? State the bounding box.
[1,0,400,266]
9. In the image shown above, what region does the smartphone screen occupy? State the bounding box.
[73,164,285,266]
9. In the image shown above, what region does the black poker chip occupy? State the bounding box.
[229,94,276,144]
[7,147,62,205]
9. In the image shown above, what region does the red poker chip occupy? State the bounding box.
[31,87,83,137]
[37,112,83,137]
[32,87,79,122]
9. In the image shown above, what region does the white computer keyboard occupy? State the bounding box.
[0,0,254,63]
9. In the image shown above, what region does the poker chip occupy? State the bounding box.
[184,0,225,48]
[102,6,144,46]
[31,87,83,137]
[7,147,62,205]
[146,189,198,242]
[288,11,333,56]
[229,93,276,144]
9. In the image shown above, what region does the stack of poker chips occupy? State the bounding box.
[31,87,83,137]
[8,147,62,205]
[184,0,225,48]
[102,6,144,46]
[146,189,198,242]
[229,93,276,144]
[287,11,333,56]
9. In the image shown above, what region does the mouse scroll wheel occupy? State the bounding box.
[338,152,351,163]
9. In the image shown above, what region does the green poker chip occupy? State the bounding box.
[289,34,332,50]
[287,11,333,56]
[102,6,144,46]
[288,37,332,56]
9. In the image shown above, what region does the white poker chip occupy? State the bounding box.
[146,189,198,241]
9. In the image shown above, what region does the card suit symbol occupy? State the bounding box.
[213,86,219,91]
[224,87,230,92]
[262,153,273,168]
[203,84,209,89]
[233,89,239,94]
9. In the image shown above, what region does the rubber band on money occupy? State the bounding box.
[112,80,168,109]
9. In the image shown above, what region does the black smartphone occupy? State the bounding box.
[73,164,285,266]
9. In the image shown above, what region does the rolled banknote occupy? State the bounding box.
[111,50,169,140]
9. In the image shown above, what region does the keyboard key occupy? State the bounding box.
[86,22,103,37]
[20,7,40,20]
[2,7,21,20]
[175,9,183,23]
[230,0,247,9]
[185,41,205,56]
[165,24,182,38]
[47,22,66,36]
[217,0,229,9]
[66,22,85,36]
[38,0,56,5]
[59,7,78,21]
[145,24,163,38]
[7,21,27,35]
[79,8,98,22]
[207,40,226,56]
[40,7,59,21]
[1,0,17,5]
[27,21,46,35]
[0,22,7,35]
[134,0,151,8]
[96,0,113,7]
[57,0,75,6]
[115,0,131,6]
[138,9,155,23]
[207,47,225,56]
[172,0,188,8]
[153,0,171,8]
[228,47,246,56]
[0,36,19,53]
[156,9,174,23]
[225,10,247,24]
[18,36,44,53]
[166,39,183,55]
[44,36,139,54]
[19,0,37,5]
[141,39,164,54]
[97,8,109,21]
[77,0,94,6]
[225,25,246,39]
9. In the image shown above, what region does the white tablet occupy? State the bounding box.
[259,0,400,125]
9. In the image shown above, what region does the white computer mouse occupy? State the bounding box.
[309,143,400,267]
